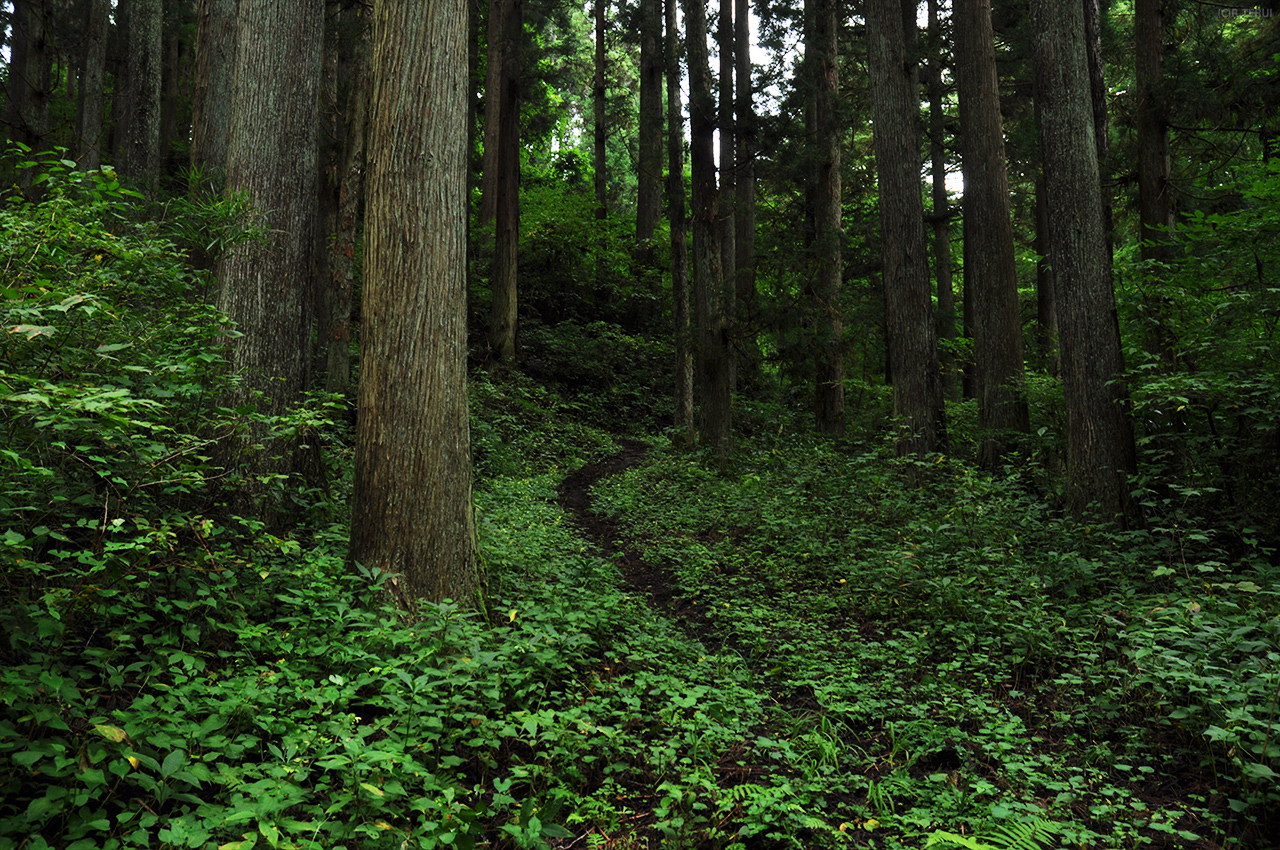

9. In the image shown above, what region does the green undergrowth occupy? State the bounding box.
[593,434,1280,849]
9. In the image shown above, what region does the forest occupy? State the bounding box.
[1,0,1279,848]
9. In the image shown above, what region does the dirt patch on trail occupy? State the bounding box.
[557,440,712,634]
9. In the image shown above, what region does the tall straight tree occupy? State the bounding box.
[636,0,662,245]
[190,0,238,184]
[351,0,478,606]
[684,0,732,457]
[866,0,945,456]
[594,0,608,222]
[1032,0,1139,526]
[6,0,51,189]
[1136,0,1172,262]
[667,0,694,444]
[956,0,1028,468]
[734,0,757,382]
[718,0,736,364]
[811,0,843,434]
[926,0,958,401]
[488,0,522,364]
[120,0,161,192]
[75,0,110,171]
[215,0,323,513]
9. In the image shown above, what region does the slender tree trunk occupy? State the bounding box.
[667,0,694,445]
[478,0,509,236]
[812,0,843,434]
[351,0,478,607]
[636,0,662,246]
[1032,0,1139,526]
[190,0,237,186]
[867,0,945,457]
[719,0,736,392]
[926,0,957,401]
[685,0,731,458]
[75,0,109,171]
[1034,173,1058,372]
[215,0,323,518]
[594,0,607,222]
[1136,0,1172,262]
[957,0,1029,468]
[734,0,758,385]
[158,6,183,177]
[121,0,161,193]
[488,0,521,365]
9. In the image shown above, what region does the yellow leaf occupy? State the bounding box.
[127,756,140,770]
[864,819,880,830]
[360,782,385,798]
[373,821,393,830]
[508,609,519,622]
[94,724,128,743]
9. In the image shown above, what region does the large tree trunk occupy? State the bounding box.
[351,0,478,607]
[719,0,736,391]
[812,0,843,434]
[594,0,607,222]
[956,0,1028,468]
[1032,0,1139,527]
[1034,173,1058,372]
[478,0,510,235]
[120,0,161,193]
[636,0,662,245]
[1083,0,1114,255]
[926,0,957,401]
[667,0,694,445]
[190,0,238,186]
[215,0,323,518]
[488,0,522,365]
[75,0,110,171]
[867,0,945,457]
[684,0,731,458]
[1136,0,1172,261]
[6,0,51,194]
[734,0,758,386]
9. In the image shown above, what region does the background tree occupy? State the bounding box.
[215,0,324,516]
[636,0,662,248]
[119,0,160,192]
[75,0,109,171]
[1032,0,1138,525]
[190,0,237,185]
[956,0,1028,467]
[667,0,694,444]
[811,0,843,434]
[350,0,479,606]
[866,0,945,456]
[925,0,957,401]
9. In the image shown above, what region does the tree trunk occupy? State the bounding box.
[594,0,607,222]
[488,0,522,365]
[734,0,758,386]
[351,0,479,607]
[121,0,161,193]
[685,0,731,458]
[478,0,509,235]
[1136,0,1172,261]
[1083,0,1113,256]
[215,0,323,518]
[75,0,110,171]
[190,0,237,186]
[926,0,958,401]
[956,0,1029,468]
[867,0,945,457]
[6,0,51,194]
[812,0,843,434]
[719,0,736,393]
[667,0,694,445]
[1032,0,1139,527]
[1034,173,1058,372]
[636,0,662,245]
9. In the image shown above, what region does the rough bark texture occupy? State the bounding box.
[1034,174,1058,372]
[734,0,758,385]
[75,0,110,171]
[812,0,844,434]
[667,0,694,445]
[718,0,736,385]
[1083,0,1114,254]
[594,0,607,221]
[1033,0,1139,526]
[956,0,1028,468]
[926,0,957,401]
[1136,0,1172,261]
[636,0,662,244]
[488,0,522,365]
[478,0,508,234]
[350,0,478,606]
[6,0,51,192]
[867,0,945,457]
[190,0,237,184]
[215,0,323,514]
[685,0,732,458]
[121,0,161,192]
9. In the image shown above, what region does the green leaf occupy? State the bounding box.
[161,749,185,779]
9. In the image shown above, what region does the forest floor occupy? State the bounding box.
[538,435,1280,850]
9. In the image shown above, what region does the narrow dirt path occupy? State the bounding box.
[556,439,712,635]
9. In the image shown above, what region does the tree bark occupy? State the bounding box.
[478,0,509,235]
[215,0,323,518]
[685,0,731,458]
[190,0,237,186]
[1136,0,1172,261]
[734,0,758,386]
[1032,0,1139,526]
[867,0,945,457]
[6,0,51,194]
[351,0,479,607]
[926,0,958,401]
[121,0,161,193]
[1083,0,1113,256]
[667,0,694,445]
[594,0,607,222]
[719,0,736,391]
[75,0,110,171]
[812,0,843,434]
[956,0,1029,468]
[636,0,662,245]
